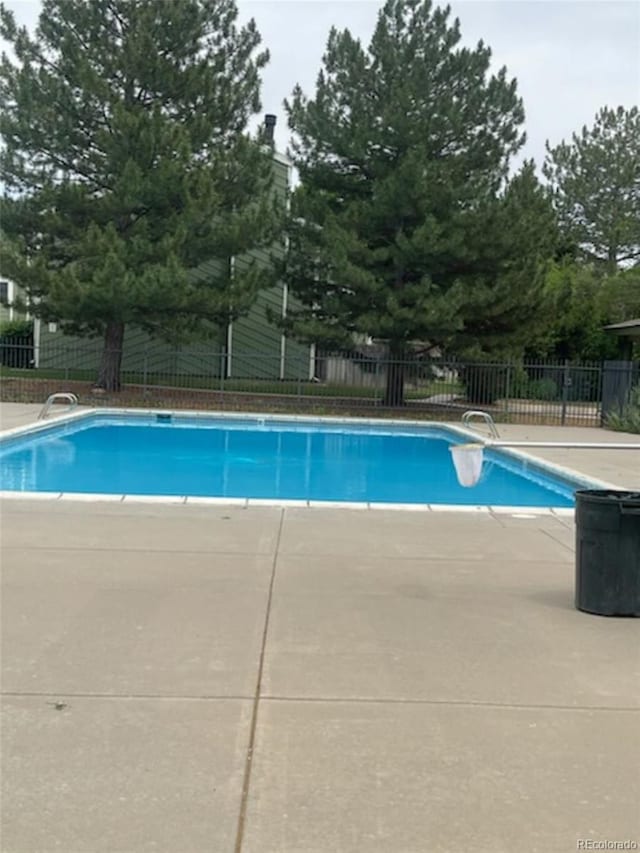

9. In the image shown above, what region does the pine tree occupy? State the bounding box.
[283,0,558,405]
[455,162,559,355]
[0,0,281,390]
[543,106,640,272]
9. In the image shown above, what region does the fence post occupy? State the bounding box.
[504,363,511,417]
[143,349,148,394]
[219,351,225,403]
[561,359,571,426]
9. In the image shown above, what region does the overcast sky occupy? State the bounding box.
[3,0,639,169]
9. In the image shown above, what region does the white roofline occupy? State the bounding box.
[273,150,293,168]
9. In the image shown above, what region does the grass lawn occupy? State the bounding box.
[0,365,458,400]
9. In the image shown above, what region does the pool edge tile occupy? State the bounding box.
[58,493,126,503]
[0,490,62,501]
[307,500,369,510]
[551,508,576,518]
[247,499,308,508]
[185,497,248,507]
[122,495,188,505]
[368,502,432,512]
[490,506,555,516]
[428,505,490,513]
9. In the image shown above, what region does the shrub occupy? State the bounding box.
[0,320,34,368]
[0,319,33,339]
[605,385,640,434]
[509,366,530,398]
[461,364,507,405]
[527,378,559,401]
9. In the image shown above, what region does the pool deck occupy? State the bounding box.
[1,404,639,853]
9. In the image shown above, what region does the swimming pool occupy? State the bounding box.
[0,411,597,508]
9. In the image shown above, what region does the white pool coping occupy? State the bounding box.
[0,406,620,514]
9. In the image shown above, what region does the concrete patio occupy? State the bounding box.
[1,404,639,852]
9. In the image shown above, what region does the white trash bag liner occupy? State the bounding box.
[450,443,485,488]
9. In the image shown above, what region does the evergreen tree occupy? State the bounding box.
[543,106,640,271]
[0,0,280,390]
[282,0,557,405]
[454,162,558,356]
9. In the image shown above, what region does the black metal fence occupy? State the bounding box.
[1,339,638,427]
[0,333,33,369]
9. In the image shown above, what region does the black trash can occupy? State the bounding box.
[575,490,640,616]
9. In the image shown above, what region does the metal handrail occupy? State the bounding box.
[38,392,79,420]
[461,410,500,439]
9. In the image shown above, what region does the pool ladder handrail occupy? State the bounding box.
[461,410,500,439]
[38,392,79,420]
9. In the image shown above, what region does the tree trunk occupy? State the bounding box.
[96,321,125,391]
[383,344,406,407]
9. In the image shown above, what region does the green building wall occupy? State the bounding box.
[0,280,29,325]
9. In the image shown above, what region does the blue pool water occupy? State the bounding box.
[0,414,582,506]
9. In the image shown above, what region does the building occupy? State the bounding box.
[0,279,29,325]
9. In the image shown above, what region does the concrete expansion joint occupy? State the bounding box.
[233,508,285,853]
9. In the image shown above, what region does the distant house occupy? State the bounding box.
[603,319,640,360]
[0,279,29,325]
[36,117,314,381]
[600,319,640,420]
[0,280,34,369]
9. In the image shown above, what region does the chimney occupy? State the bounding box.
[264,114,276,146]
